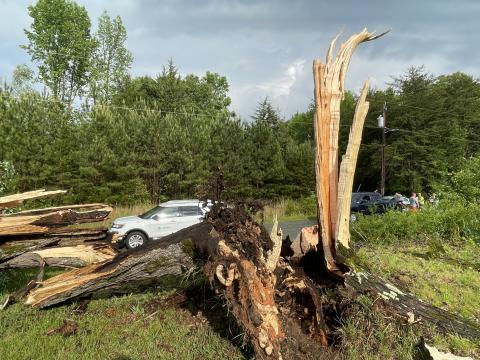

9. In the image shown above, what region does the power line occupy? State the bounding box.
[290,119,480,146]
[0,92,227,120]
[2,92,480,146]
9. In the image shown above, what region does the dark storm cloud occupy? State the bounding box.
[1,0,479,117]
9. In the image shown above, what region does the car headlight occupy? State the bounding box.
[111,223,124,229]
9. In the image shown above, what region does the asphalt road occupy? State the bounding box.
[264,219,316,240]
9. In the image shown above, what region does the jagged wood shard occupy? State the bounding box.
[1,244,116,269]
[0,189,66,209]
[336,80,370,248]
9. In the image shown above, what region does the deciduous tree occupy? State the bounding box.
[23,0,96,103]
[90,11,133,104]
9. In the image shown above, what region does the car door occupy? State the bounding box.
[151,206,181,238]
[177,206,204,230]
[358,195,371,214]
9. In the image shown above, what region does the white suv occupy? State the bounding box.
[108,199,210,249]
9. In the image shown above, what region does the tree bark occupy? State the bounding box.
[0,244,116,269]
[24,222,214,308]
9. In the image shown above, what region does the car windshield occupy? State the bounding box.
[139,206,178,219]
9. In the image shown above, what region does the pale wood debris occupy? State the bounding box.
[0,189,66,209]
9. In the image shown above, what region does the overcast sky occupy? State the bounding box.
[1,0,479,119]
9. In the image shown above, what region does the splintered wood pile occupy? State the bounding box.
[4,30,479,360]
[0,189,114,269]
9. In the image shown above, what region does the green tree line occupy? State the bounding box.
[289,67,480,195]
[0,64,315,203]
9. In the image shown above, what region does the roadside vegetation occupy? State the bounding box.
[349,196,480,357]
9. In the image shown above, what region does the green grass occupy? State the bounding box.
[0,271,245,360]
[354,243,480,358]
[337,294,420,360]
[0,294,245,360]
[347,200,480,358]
[356,243,480,321]
[350,202,480,246]
[262,196,317,223]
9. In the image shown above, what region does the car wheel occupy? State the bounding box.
[126,231,148,249]
[350,213,358,222]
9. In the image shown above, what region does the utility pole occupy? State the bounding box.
[377,102,387,195]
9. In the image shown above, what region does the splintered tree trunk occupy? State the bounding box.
[1,244,116,269]
[0,228,110,268]
[0,204,112,236]
[313,29,387,275]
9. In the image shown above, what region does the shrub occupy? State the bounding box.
[263,196,317,221]
[350,202,480,246]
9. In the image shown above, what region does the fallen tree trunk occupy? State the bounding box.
[0,228,109,264]
[0,238,61,263]
[0,204,112,237]
[24,222,214,308]
[0,244,116,269]
[0,227,109,246]
[344,270,480,340]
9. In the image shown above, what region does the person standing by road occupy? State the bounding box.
[417,192,425,208]
[429,193,439,206]
[409,192,419,212]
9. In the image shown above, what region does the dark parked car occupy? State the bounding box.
[350,192,388,222]
[383,195,410,211]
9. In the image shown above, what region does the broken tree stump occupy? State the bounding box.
[313,29,384,276]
